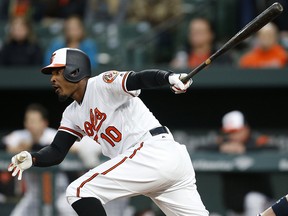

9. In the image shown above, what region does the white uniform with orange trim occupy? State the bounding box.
[62,70,208,216]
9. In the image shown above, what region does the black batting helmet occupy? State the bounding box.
[41,48,91,82]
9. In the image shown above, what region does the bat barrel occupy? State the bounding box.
[274,2,284,11]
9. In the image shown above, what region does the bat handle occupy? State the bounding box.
[181,58,212,83]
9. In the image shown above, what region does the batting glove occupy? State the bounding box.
[168,73,193,94]
[8,151,32,180]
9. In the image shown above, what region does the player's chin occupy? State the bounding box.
[58,94,69,102]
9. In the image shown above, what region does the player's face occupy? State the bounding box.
[50,68,78,102]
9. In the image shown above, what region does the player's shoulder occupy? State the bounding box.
[96,70,132,84]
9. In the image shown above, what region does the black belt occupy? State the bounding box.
[149,126,169,136]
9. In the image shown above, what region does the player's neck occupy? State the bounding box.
[72,79,88,105]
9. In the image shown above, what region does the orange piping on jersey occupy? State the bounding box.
[76,157,128,197]
[59,126,83,139]
[129,142,144,159]
[77,172,100,197]
[101,157,128,175]
[76,142,144,197]
[122,72,135,97]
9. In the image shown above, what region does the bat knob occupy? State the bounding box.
[17,152,28,162]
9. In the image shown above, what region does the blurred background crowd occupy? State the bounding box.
[0,0,288,69]
[0,0,288,216]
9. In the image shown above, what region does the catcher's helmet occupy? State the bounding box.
[41,48,91,82]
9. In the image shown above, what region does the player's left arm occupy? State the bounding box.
[8,131,77,180]
[30,131,77,167]
[126,69,193,94]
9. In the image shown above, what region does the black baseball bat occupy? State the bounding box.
[181,2,283,83]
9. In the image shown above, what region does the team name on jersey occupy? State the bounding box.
[83,107,122,147]
[84,108,106,143]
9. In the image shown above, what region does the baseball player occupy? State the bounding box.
[258,194,288,216]
[8,47,209,216]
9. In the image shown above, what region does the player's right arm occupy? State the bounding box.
[126,69,193,94]
[8,131,77,180]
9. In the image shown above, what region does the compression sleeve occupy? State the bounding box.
[126,69,173,91]
[31,131,78,167]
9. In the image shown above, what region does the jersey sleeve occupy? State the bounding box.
[101,70,141,97]
[58,107,85,141]
[95,71,141,107]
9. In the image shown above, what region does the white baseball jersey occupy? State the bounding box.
[58,70,161,158]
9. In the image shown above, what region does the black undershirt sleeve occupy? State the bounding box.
[126,69,173,91]
[31,131,78,167]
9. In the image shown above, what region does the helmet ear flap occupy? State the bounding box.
[63,65,81,82]
[63,49,91,82]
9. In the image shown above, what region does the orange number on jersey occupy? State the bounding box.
[100,126,122,147]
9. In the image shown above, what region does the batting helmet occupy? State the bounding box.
[41,48,91,82]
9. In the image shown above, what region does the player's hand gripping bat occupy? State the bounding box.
[181,2,284,83]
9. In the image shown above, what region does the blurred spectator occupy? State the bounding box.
[170,17,233,69]
[197,110,277,216]
[84,0,129,25]
[0,0,10,20]
[236,0,257,30]
[44,15,98,69]
[3,103,56,154]
[0,0,45,22]
[126,0,182,26]
[0,15,43,66]
[238,22,287,68]
[40,0,87,20]
[237,0,288,32]
[218,110,276,153]
[126,0,183,64]
[0,170,15,206]
[0,0,89,22]
[6,0,32,19]
[2,103,58,216]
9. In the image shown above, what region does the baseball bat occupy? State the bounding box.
[181,2,283,83]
